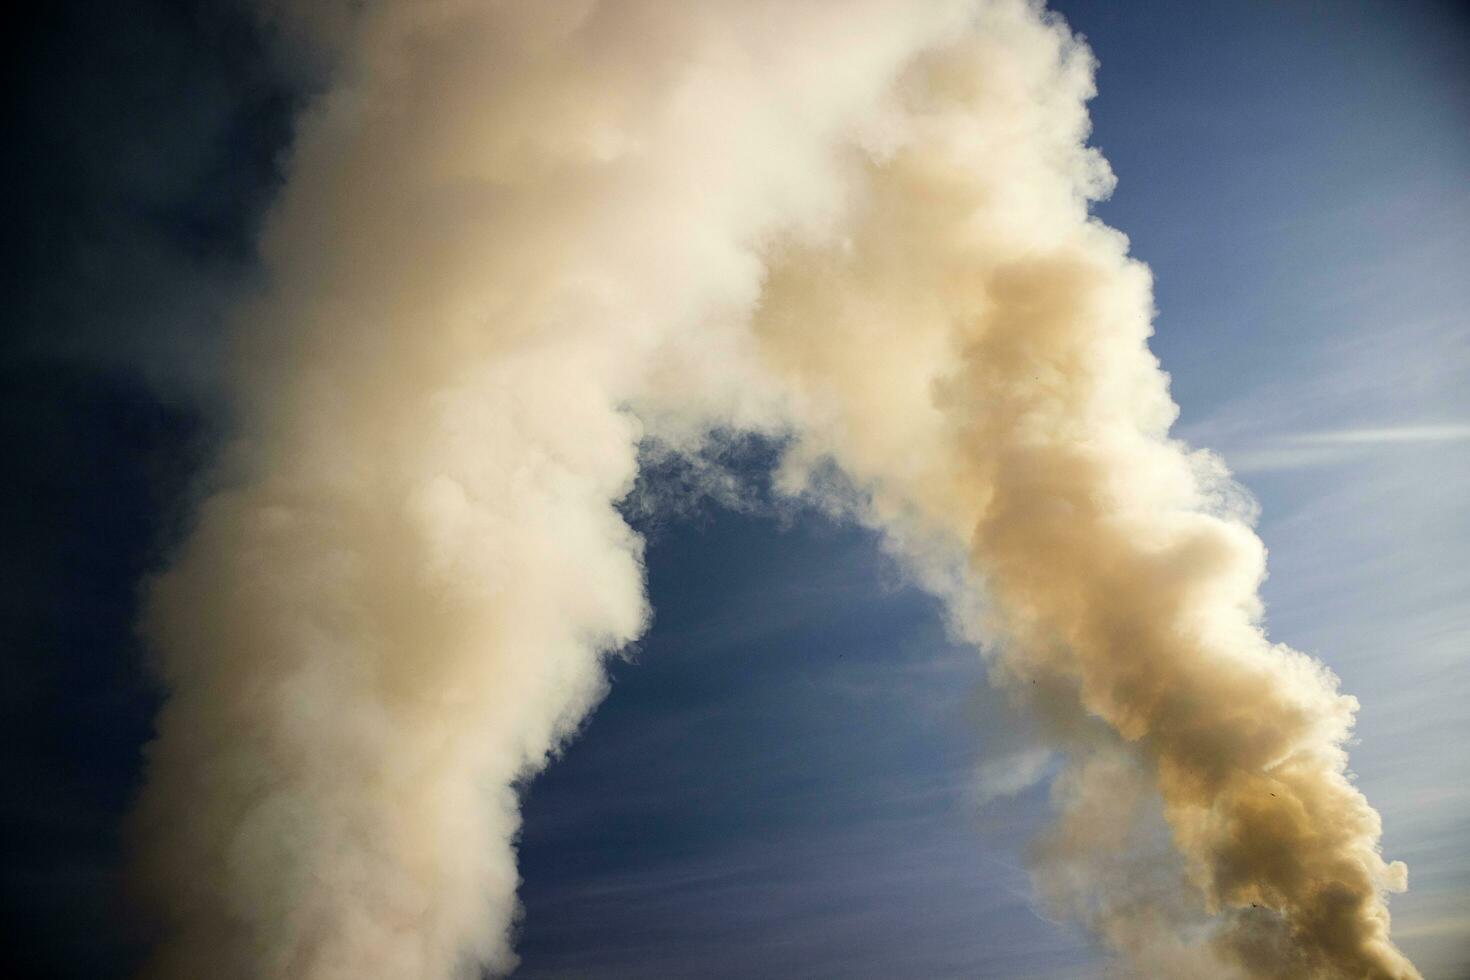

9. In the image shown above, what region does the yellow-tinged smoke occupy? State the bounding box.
[131,2,1418,978]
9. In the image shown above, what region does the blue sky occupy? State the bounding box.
[0,1,1465,978]
[510,3,1470,976]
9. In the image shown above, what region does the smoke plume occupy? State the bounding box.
[131,2,1418,978]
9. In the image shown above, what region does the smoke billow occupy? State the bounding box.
[131,1,1418,978]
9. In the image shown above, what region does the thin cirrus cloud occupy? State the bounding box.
[1219,423,1470,473]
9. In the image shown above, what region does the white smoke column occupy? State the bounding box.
[748,3,1419,977]
[129,2,977,978]
[129,1,1419,978]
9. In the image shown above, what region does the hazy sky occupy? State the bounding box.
[2,2,1467,978]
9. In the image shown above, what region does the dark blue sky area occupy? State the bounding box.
[513,503,1073,978]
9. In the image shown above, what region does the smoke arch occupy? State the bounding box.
[131,2,1418,978]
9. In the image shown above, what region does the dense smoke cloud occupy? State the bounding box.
[131,1,1417,978]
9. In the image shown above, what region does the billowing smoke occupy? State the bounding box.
[130,2,1418,978]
